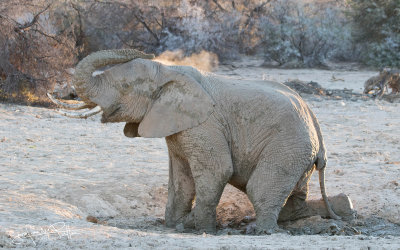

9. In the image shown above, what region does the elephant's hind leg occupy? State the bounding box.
[165,152,195,228]
[278,164,315,222]
[246,157,310,234]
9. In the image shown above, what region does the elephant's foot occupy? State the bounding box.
[173,208,219,234]
[175,211,195,232]
[255,226,288,235]
[245,217,288,235]
[194,208,217,234]
[278,193,355,222]
[176,209,217,234]
[165,207,191,228]
[165,206,179,228]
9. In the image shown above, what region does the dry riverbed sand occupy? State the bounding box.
[1,61,399,249]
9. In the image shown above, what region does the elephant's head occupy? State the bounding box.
[48,49,215,138]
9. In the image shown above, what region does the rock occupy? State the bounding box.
[307,193,356,221]
[86,215,99,223]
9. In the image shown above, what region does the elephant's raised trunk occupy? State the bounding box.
[74,49,155,102]
[48,49,154,119]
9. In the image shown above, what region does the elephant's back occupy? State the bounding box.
[211,76,310,125]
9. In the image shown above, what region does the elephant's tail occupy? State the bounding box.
[317,158,341,220]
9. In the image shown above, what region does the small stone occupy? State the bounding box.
[86,215,99,224]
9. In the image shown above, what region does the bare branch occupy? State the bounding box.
[0,13,18,25]
[212,0,226,12]
[16,3,52,31]
[132,11,160,45]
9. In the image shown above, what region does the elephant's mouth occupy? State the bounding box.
[47,93,102,119]
[101,106,121,123]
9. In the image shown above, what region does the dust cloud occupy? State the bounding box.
[154,50,219,72]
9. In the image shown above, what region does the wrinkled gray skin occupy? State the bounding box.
[72,49,340,234]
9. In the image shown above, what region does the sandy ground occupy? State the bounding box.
[1,61,400,249]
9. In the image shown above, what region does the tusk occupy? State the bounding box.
[56,106,102,119]
[47,93,94,110]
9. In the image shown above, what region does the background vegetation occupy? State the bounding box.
[0,0,398,104]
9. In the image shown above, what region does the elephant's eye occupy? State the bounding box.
[107,106,121,118]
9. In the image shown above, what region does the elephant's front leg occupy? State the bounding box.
[182,131,233,233]
[165,152,195,228]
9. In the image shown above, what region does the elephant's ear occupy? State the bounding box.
[138,69,215,138]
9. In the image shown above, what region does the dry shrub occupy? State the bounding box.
[1,0,397,105]
[0,0,81,105]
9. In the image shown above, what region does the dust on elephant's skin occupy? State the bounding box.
[51,49,344,234]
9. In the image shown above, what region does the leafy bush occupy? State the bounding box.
[365,34,400,67]
[346,0,400,67]
[159,0,242,60]
[262,0,353,67]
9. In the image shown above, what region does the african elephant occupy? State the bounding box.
[49,49,341,234]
